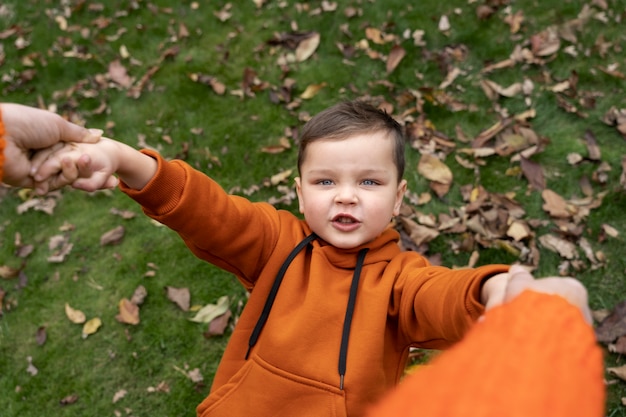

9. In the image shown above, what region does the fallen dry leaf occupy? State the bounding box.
[100,226,125,246]
[595,300,626,343]
[295,32,320,62]
[59,394,79,406]
[541,189,572,218]
[538,234,578,259]
[112,389,127,404]
[386,44,406,74]
[608,364,626,382]
[35,326,47,346]
[166,286,190,311]
[82,317,102,338]
[204,310,232,337]
[300,82,327,99]
[189,295,230,324]
[115,298,140,325]
[417,154,453,185]
[0,265,19,279]
[65,303,86,324]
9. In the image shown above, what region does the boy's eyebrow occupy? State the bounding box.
[304,168,391,176]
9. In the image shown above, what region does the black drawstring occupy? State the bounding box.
[245,233,369,391]
[338,248,368,390]
[245,233,317,359]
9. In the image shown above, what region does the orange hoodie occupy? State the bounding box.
[366,290,605,417]
[120,150,509,417]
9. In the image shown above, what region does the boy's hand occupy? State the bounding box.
[33,140,119,194]
[1,103,101,188]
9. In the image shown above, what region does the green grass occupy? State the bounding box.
[1,0,625,415]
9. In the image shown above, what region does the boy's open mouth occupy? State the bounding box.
[333,214,358,224]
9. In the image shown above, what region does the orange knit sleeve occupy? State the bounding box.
[0,106,5,182]
[367,291,605,417]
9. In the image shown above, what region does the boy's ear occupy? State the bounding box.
[393,179,407,216]
[294,177,305,214]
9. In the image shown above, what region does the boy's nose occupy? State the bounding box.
[335,186,358,204]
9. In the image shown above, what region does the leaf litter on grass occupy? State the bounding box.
[1,0,625,412]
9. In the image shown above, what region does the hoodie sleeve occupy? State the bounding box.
[394,261,509,349]
[368,290,605,417]
[118,149,286,286]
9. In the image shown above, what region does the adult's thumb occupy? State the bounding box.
[504,264,535,302]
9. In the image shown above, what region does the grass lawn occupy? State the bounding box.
[1,0,625,415]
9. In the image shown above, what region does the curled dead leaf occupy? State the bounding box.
[100,226,125,246]
[116,298,140,325]
[65,303,86,324]
[538,234,578,260]
[295,32,320,62]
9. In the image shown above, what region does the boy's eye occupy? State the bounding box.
[362,179,378,186]
[317,179,334,186]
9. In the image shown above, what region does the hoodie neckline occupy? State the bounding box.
[313,227,401,269]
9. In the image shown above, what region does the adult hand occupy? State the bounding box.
[504,264,593,324]
[1,103,101,188]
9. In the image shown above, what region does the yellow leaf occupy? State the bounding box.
[300,82,327,99]
[65,303,86,324]
[82,317,102,338]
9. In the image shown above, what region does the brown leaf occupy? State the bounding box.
[35,326,47,346]
[538,234,578,260]
[595,300,626,343]
[386,44,406,74]
[530,27,560,56]
[166,286,190,311]
[609,335,626,355]
[0,265,19,279]
[584,129,601,161]
[417,154,453,185]
[100,226,125,246]
[608,364,626,382]
[59,394,79,406]
[131,285,147,306]
[116,298,140,325]
[520,157,545,190]
[204,310,232,337]
[398,216,440,246]
[109,207,136,219]
[108,60,132,88]
[541,189,572,218]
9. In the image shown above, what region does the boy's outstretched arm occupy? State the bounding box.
[33,138,157,193]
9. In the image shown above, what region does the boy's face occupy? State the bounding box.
[295,131,407,249]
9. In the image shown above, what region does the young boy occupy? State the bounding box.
[33,100,600,417]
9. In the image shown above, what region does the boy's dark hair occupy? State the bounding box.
[297,100,406,181]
